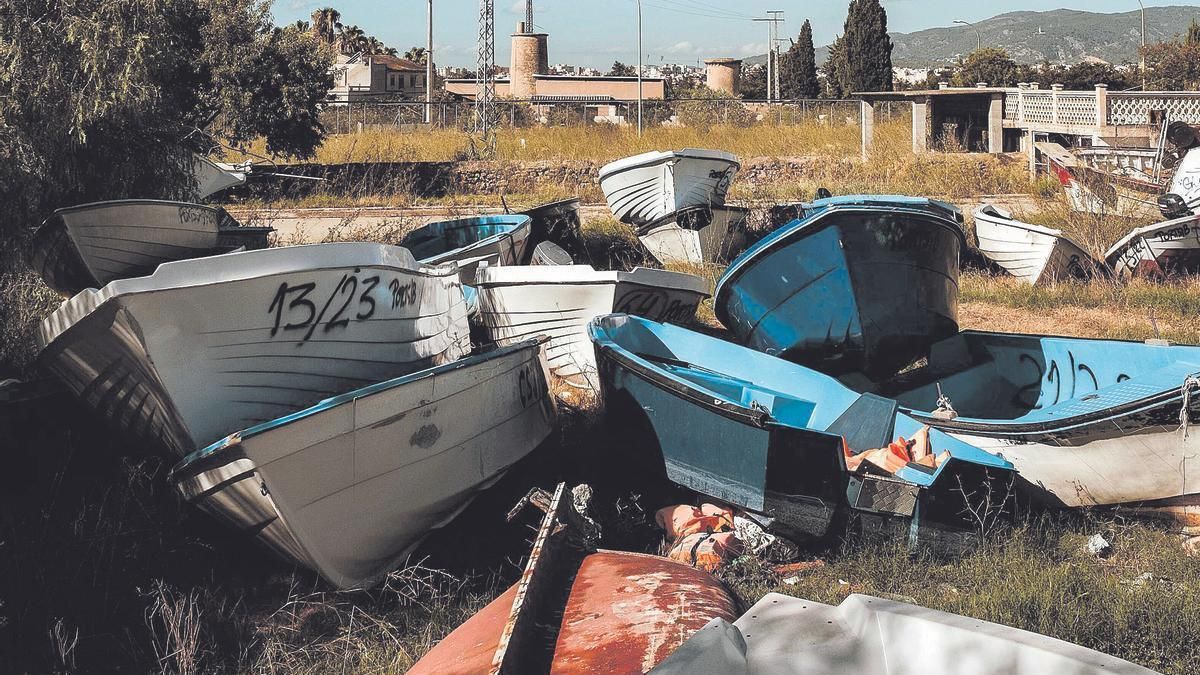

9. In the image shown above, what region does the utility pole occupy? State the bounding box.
[754,12,784,102]
[953,19,981,52]
[425,0,433,124]
[1137,0,1146,90]
[636,0,643,136]
[473,0,496,157]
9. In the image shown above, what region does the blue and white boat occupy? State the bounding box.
[170,337,556,589]
[854,330,1200,520]
[715,195,966,379]
[589,314,1015,553]
[402,214,533,279]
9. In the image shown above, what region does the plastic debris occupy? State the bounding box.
[655,503,743,572]
[1086,533,1113,557]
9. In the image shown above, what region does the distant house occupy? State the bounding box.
[329,52,427,102]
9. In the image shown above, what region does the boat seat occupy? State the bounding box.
[1001,362,1200,425]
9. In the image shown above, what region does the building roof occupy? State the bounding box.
[853,87,1009,100]
[371,54,425,72]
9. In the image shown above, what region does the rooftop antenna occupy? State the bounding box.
[472,0,496,157]
[525,0,533,31]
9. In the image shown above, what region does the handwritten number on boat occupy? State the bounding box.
[268,272,403,342]
[268,282,317,337]
[357,276,380,320]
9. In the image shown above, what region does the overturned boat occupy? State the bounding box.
[600,149,740,228]
[29,200,272,296]
[639,205,751,266]
[520,198,585,261]
[475,265,710,388]
[171,337,555,589]
[973,205,1108,284]
[652,593,1158,674]
[854,330,1200,519]
[410,483,738,674]
[716,195,966,379]
[589,315,1015,554]
[1104,212,1200,278]
[37,243,471,455]
[402,214,532,271]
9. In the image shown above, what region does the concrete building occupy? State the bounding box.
[443,22,665,121]
[329,52,428,102]
[704,58,741,96]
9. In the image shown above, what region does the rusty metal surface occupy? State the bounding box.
[548,550,738,675]
[406,584,519,675]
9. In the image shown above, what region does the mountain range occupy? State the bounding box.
[747,6,1200,68]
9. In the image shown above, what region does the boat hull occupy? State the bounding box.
[590,315,1015,554]
[521,198,584,261]
[638,205,750,266]
[1105,213,1200,278]
[717,197,965,379]
[973,205,1107,284]
[599,149,740,227]
[172,339,556,589]
[38,243,471,455]
[475,266,710,388]
[30,200,236,295]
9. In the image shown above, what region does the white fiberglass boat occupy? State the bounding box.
[29,200,270,296]
[652,593,1158,674]
[972,205,1107,284]
[474,264,710,388]
[37,243,471,455]
[638,205,751,266]
[1104,212,1200,278]
[171,337,556,589]
[600,149,740,228]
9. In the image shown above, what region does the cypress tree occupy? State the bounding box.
[842,0,893,92]
[781,19,819,99]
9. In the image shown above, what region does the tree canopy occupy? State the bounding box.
[0,0,334,239]
[609,61,637,77]
[841,0,893,92]
[781,20,819,99]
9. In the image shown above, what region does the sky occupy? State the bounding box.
[272,0,1194,68]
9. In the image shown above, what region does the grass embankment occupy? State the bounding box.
[224,120,1041,210]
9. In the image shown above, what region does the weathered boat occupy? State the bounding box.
[599,149,740,228]
[29,200,272,296]
[1159,135,1200,218]
[475,265,710,388]
[1041,142,1162,219]
[638,205,751,266]
[529,241,574,266]
[37,243,471,455]
[1104,212,1200,278]
[855,329,1200,518]
[972,204,1108,284]
[715,195,966,380]
[193,154,249,200]
[402,214,533,271]
[410,484,739,674]
[520,198,584,261]
[589,315,1015,554]
[170,337,555,589]
[651,592,1159,674]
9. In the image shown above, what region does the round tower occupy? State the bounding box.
[705,58,742,97]
[510,22,549,99]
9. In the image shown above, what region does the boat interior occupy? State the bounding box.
[402,217,520,259]
[862,331,1200,425]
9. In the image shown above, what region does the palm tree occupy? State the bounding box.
[404,47,428,65]
[310,7,340,45]
[336,24,366,56]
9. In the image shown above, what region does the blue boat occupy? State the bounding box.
[588,314,1015,553]
[402,214,533,269]
[715,195,966,379]
[855,330,1200,516]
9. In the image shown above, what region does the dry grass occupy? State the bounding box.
[0,250,62,377]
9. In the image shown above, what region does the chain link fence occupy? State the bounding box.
[319,97,904,135]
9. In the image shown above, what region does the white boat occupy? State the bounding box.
[1040,142,1161,219]
[652,593,1158,674]
[474,264,710,388]
[1104,212,1200,278]
[170,337,556,589]
[402,214,533,283]
[37,243,471,455]
[599,149,740,228]
[193,154,249,200]
[28,200,263,296]
[529,241,574,266]
[638,205,751,266]
[1159,142,1200,218]
[972,205,1107,284]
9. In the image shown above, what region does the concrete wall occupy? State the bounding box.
[510,32,546,98]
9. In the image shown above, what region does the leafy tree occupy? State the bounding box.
[740,62,767,99]
[1143,38,1200,90]
[781,19,819,99]
[609,61,637,77]
[0,0,334,241]
[337,24,366,55]
[311,7,341,45]
[1052,62,1132,90]
[405,47,429,64]
[951,48,1019,87]
[1188,19,1200,46]
[841,0,893,92]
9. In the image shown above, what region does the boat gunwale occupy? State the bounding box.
[1103,212,1200,264]
[714,201,967,318]
[404,214,532,265]
[169,336,550,481]
[44,198,229,220]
